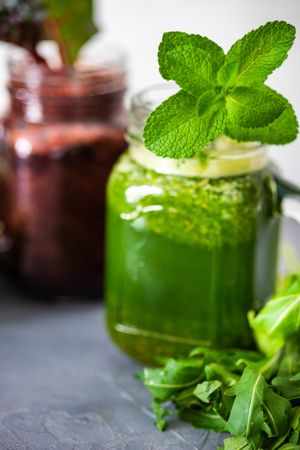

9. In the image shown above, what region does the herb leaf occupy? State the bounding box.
[143,90,227,158]
[225,368,265,446]
[141,357,202,401]
[220,21,296,86]
[143,21,298,157]
[225,85,286,128]
[151,399,169,431]
[179,407,227,432]
[158,31,225,81]
[262,387,291,437]
[223,436,253,450]
[194,380,222,403]
[248,276,300,356]
[225,99,298,144]
[161,44,217,97]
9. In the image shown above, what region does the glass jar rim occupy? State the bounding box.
[128,84,268,178]
[7,44,126,93]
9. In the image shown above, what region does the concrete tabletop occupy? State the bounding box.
[0,218,299,450]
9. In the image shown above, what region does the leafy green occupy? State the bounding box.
[0,0,97,65]
[219,21,295,86]
[143,90,227,158]
[225,368,265,447]
[248,275,300,356]
[225,85,286,129]
[45,0,97,64]
[139,274,300,449]
[143,21,298,158]
[194,380,222,403]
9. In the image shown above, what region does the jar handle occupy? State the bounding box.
[275,175,300,225]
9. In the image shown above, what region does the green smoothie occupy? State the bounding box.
[106,149,280,364]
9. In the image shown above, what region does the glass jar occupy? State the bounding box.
[105,85,300,364]
[2,47,127,297]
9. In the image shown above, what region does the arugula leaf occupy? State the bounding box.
[158,31,225,81]
[225,85,286,128]
[179,407,227,432]
[194,380,222,403]
[143,90,227,158]
[248,276,300,356]
[272,377,300,401]
[151,399,169,431]
[262,387,291,437]
[223,436,254,450]
[220,21,296,86]
[277,445,300,449]
[225,368,265,447]
[141,357,202,401]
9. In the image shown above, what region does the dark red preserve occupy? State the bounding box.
[2,49,127,297]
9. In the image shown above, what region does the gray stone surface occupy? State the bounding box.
[0,279,225,450]
[0,218,299,450]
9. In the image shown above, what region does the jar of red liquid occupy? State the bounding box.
[2,48,127,297]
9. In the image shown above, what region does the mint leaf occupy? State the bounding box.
[144,22,298,158]
[162,44,217,96]
[225,100,298,145]
[143,90,226,158]
[198,88,224,116]
[220,21,296,87]
[226,85,286,128]
[158,31,225,81]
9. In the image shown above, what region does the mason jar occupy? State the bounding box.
[106,85,300,364]
[2,47,127,297]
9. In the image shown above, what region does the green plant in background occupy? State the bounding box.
[139,275,300,449]
[143,21,298,159]
[0,0,97,65]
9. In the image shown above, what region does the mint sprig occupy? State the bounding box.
[143,21,298,158]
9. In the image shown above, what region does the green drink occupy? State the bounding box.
[105,87,281,364]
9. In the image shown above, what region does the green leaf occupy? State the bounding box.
[262,387,291,437]
[277,445,300,449]
[142,357,202,401]
[289,407,300,430]
[223,436,254,450]
[194,380,222,403]
[151,399,170,431]
[158,31,225,81]
[225,85,286,128]
[272,377,300,401]
[143,90,226,158]
[162,44,217,96]
[179,407,227,432]
[45,0,97,64]
[248,277,300,356]
[198,88,224,116]
[225,368,265,446]
[220,21,296,86]
[225,99,298,145]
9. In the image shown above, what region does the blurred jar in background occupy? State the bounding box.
[1,47,127,297]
